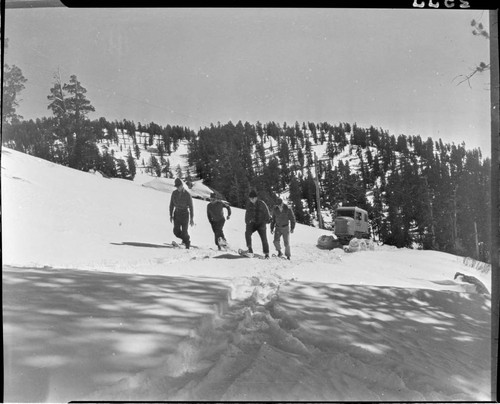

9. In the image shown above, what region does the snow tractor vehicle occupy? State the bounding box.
[333,206,370,244]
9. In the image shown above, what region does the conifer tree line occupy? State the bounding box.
[187,120,491,260]
[2,73,491,261]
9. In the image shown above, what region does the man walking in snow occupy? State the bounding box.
[169,178,194,248]
[244,189,271,258]
[270,198,296,260]
[207,192,231,250]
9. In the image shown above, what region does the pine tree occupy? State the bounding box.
[117,159,129,179]
[396,135,409,154]
[63,75,95,123]
[371,186,384,241]
[303,170,317,214]
[289,174,308,224]
[158,142,165,160]
[127,151,136,180]
[162,158,172,178]
[326,139,336,160]
[278,139,290,188]
[46,73,98,171]
[263,158,281,194]
[305,139,313,166]
[47,71,67,121]
[297,148,305,170]
[99,151,117,177]
[2,64,27,124]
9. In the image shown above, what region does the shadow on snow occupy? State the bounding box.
[276,281,491,399]
[3,265,228,402]
[110,241,174,248]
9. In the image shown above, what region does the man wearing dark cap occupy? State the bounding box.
[169,178,194,248]
[207,192,231,250]
[270,198,296,260]
[244,189,271,258]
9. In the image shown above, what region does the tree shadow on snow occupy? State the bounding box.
[2,265,229,402]
[277,281,491,399]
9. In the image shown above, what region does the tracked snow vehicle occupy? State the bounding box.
[334,206,370,244]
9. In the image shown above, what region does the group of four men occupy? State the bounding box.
[169,178,296,259]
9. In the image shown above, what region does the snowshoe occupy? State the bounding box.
[238,249,253,258]
[171,240,197,249]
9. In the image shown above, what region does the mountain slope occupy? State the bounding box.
[2,146,492,402]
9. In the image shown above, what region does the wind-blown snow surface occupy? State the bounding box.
[2,147,491,402]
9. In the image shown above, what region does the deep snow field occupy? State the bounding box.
[1,146,492,402]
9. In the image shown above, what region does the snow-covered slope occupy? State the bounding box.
[97,133,193,180]
[2,147,492,402]
[96,127,368,229]
[141,176,213,200]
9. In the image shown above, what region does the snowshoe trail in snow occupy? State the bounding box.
[83,270,441,401]
[83,270,299,401]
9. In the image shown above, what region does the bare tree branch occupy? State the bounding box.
[454,62,491,88]
[454,19,490,87]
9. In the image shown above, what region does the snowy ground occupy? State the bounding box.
[1,147,492,402]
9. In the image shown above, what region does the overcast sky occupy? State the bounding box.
[4,7,492,155]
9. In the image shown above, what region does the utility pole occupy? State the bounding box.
[314,153,324,229]
[474,221,479,260]
[452,185,458,247]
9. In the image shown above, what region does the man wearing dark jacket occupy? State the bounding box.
[207,192,231,250]
[169,178,194,248]
[270,198,296,260]
[245,190,270,258]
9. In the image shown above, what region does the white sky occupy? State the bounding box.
[4,7,492,154]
